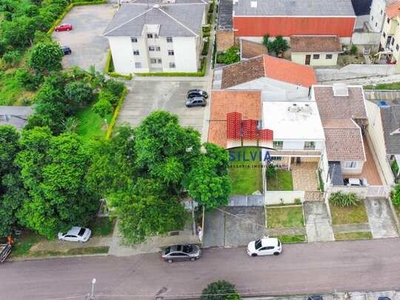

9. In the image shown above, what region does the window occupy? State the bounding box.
[273,141,283,150]
[169,62,176,68]
[166,37,173,43]
[371,15,374,21]
[168,50,174,56]
[375,22,378,28]
[304,141,315,150]
[147,33,153,38]
[149,46,155,51]
[150,58,157,64]
[344,161,358,169]
[388,17,390,24]
[133,50,139,55]
[326,54,333,59]
[397,44,400,51]
[313,54,320,59]
[156,46,161,51]
[381,9,383,15]
[154,34,159,38]
[157,58,162,63]
[131,37,138,43]
[392,38,395,45]
[135,62,142,68]
[383,32,386,38]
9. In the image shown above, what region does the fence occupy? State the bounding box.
[264,191,305,205]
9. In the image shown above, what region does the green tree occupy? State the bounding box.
[28,42,63,73]
[105,79,125,98]
[187,143,231,209]
[262,34,289,56]
[217,47,240,65]
[0,126,25,236]
[392,184,400,206]
[16,127,98,238]
[262,34,271,52]
[92,98,113,119]
[1,15,37,48]
[64,81,94,107]
[200,280,241,300]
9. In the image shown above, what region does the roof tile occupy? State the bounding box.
[290,36,342,53]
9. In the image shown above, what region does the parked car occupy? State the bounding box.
[58,226,91,242]
[61,46,72,55]
[186,96,206,107]
[247,237,282,257]
[187,89,208,99]
[344,177,368,187]
[161,244,202,263]
[377,298,391,300]
[55,23,73,32]
[308,296,323,300]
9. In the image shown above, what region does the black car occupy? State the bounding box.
[308,296,323,300]
[61,46,72,55]
[161,244,202,263]
[187,89,208,99]
[186,96,206,107]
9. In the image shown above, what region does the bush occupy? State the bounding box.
[200,280,241,300]
[329,192,359,207]
[98,89,118,108]
[105,79,125,97]
[92,98,113,119]
[266,164,276,178]
[2,50,23,67]
[216,47,240,65]
[392,184,400,206]
[15,68,43,91]
[350,44,358,55]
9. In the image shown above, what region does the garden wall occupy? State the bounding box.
[228,195,264,206]
[264,191,305,205]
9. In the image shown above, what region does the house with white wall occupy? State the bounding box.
[379,0,400,65]
[366,100,400,185]
[369,0,397,32]
[290,36,342,66]
[313,84,368,184]
[103,1,206,74]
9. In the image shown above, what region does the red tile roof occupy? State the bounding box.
[221,55,317,89]
[324,127,366,161]
[208,90,261,147]
[386,1,400,19]
[290,36,342,53]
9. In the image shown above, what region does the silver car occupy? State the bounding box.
[161,244,202,263]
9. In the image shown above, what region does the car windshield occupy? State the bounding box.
[255,239,262,250]
[78,228,86,236]
[164,247,171,254]
[278,240,281,247]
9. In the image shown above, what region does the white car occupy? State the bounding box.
[247,237,282,257]
[58,227,92,242]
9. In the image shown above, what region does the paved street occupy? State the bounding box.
[2,239,400,300]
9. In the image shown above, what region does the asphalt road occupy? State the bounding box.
[2,239,400,300]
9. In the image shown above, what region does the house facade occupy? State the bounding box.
[369,0,397,32]
[103,2,206,74]
[290,36,342,66]
[366,100,400,185]
[231,0,356,44]
[379,0,400,65]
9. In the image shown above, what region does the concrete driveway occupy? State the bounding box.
[52,4,115,71]
[303,202,335,242]
[364,197,399,238]
[203,206,266,248]
[118,78,209,133]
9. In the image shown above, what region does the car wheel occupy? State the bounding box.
[55,29,59,32]
[202,104,206,107]
[251,253,257,257]
[167,259,173,263]
[190,257,196,261]
[67,28,71,31]
[273,252,280,255]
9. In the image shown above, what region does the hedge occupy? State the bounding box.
[136,58,206,77]
[47,0,107,34]
[106,86,128,139]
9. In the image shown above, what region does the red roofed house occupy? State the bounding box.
[379,0,400,67]
[231,0,356,44]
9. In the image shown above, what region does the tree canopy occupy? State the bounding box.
[200,280,241,300]
[28,42,63,73]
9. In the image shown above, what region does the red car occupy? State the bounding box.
[55,23,73,32]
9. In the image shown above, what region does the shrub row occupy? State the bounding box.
[106,86,128,139]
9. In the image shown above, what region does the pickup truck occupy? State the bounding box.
[0,244,12,263]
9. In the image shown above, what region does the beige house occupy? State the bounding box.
[379,1,400,66]
[290,36,342,66]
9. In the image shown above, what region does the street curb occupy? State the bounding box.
[8,253,110,262]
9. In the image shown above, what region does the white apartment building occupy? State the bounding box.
[369,0,397,32]
[103,1,206,74]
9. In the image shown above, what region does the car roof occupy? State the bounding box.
[261,237,279,247]
[67,227,82,235]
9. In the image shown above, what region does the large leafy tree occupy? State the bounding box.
[0,126,25,236]
[28,42,63,73]
[186,143,231,210]
[16,127,98,238]
[200,280,241,300]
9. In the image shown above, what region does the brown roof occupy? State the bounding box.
[313,86,367,126]
[241,39,268,59]
[290,36,342,53]
[324,127,366,161]
[386,1,400,19]
[208,90,261,147]
[221,55,317,89]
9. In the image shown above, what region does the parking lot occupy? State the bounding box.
[52,4,115,71]
[118,78,209,133]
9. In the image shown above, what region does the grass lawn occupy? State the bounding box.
[90,217,116,237]
[267,170,293,191]
[329,202,369,225]
[229,147,263,195]
[276,234,306,243]
[10,231,46,258]
[0,71,33,106]
[267,206,304,228]
[364,82,400,90]
[76,107,112,141]
[335,232,372,241]
[30,246,109,258]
